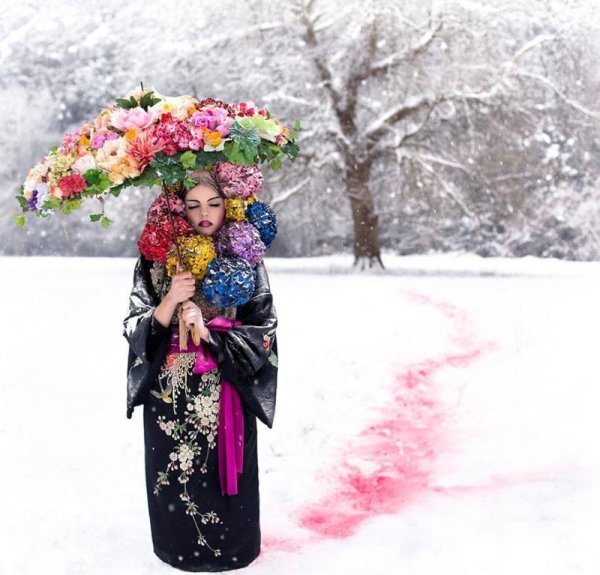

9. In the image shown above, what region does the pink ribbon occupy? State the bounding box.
[167,316,244,496]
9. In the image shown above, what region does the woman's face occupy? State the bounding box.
[184,185,226,236]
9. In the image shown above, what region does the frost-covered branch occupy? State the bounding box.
[364,20,443,79]
[270,176,312,208]
[414,155,476,218]
[363,95,438,142]
[511,70,600,118]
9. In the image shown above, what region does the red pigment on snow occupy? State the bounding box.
[291,289,498,540]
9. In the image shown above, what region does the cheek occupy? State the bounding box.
[215,207,226,225]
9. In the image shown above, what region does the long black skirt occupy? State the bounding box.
[142,362,260,572]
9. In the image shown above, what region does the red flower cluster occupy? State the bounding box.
[235,102,267,118]
[138,192,194,263]
[58,173,87,198]
[152,113,195,156]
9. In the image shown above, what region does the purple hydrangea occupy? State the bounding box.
[214,221,265,267]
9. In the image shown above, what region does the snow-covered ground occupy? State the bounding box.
[1,253,599,575]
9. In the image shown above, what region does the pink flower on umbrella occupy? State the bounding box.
[110,107,159,132]
[127,133,167,172]
[191,107,232,133]
[61,129,83,153]
[91,130,119,150]
[152,113,195,156]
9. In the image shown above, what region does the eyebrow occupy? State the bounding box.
[186,196,222,203]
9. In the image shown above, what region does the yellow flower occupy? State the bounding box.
[205,130,222,147]
[224,198,247,221]
[124,129,139,141]
[166,235,216,281]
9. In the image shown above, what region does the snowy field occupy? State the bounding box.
[1,253,599,575]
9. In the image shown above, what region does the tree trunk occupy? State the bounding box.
[346,165,385,270]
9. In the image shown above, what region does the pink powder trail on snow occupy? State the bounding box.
[262,289,555,554]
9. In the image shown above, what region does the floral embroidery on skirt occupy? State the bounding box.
[152,361,224,557]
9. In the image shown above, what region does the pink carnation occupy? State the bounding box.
[152,113,195,156]
[61,129,83,153]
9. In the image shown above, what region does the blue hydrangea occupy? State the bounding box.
[201,256,256,307]
[245,201,277,248]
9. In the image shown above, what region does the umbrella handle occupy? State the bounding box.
[174,260,200,348]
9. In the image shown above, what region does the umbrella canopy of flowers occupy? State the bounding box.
[15,86,300,308]
[15,87,299,229]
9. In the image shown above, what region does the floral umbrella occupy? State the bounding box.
[16,84,300,345]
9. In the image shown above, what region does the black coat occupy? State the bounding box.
[122,255,278,428]
[123,255,277,569]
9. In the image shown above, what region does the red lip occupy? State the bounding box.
[200,221,212,227]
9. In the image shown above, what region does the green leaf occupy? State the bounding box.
[41,198,60,210]
[139,91,161,110]
[184,177,197,189]
[83,169,112,195]
[125,167,158,189]
[89,213,102,222]
[61,198,83,215]
[294,119,302,130]
[14,215,25,228]
[180,150,197,169]
[115,96,138,109]
[16,194,29,211]
[193,149,226,168]
[269,157,282,170]
[100,216,111,229]
[267,352,278,367]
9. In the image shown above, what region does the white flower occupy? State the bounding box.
[71,153,97,174]
[150,94,196,121]
[203,141,225,152]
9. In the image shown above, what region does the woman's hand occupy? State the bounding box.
[180,300,203,328]
[165,270,196,305]
[180,300,209,340]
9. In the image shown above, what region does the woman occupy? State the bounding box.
[122,168,278,572]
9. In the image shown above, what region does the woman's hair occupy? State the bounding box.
[177,169,224,201]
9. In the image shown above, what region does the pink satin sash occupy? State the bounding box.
[167,315,244,496]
